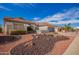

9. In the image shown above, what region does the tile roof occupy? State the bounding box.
[4,17,35,24]
[35,22,55,28]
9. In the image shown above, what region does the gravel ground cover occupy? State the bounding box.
[11,34,69,55]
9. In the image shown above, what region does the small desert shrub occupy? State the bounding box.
[0,28,2,33]
[10,30,26,35]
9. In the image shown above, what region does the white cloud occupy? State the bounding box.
[49,19,79,25]
[39,13,65,22]
[35,7,79,25]
[75,27,79,29]
[33,17,40,21]
[0,5,11,11]
[64,7,79,19]
[13,3,35,8]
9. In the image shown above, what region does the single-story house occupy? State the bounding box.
[4,17,36,34]
[3,17,63,34]
[35,22,55,33]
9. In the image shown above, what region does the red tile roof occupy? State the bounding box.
[4,17,35,24]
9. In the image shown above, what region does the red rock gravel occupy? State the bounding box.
[0,33,75,55]
[10,34,74,55]
[47,36,75,55]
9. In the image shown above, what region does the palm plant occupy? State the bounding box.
[64,23,74,31]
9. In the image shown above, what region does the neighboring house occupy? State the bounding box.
[54,26,64,32]
[35,22,64,33]
[4,17,36,34]
[35,22,55,33]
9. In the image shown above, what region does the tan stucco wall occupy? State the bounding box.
[38,26,48,31]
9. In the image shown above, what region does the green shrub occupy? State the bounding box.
[0,24,2,33]
[27,26,34,33]
[10,30,26,35]
[0,28,2,33]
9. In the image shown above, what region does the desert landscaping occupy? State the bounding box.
[0,17,79,55]
[0,31,78,55]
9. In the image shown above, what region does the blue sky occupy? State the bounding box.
[0,3,79,28]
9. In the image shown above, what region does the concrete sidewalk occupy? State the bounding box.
[63,34,79,55]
